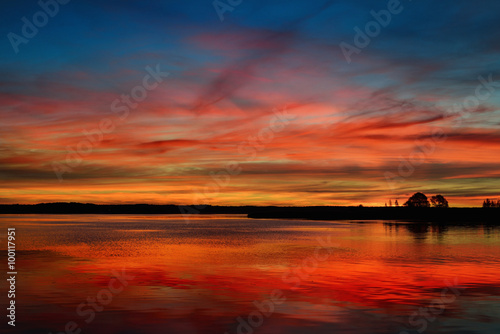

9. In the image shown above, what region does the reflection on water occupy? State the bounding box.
[1,215,500,334]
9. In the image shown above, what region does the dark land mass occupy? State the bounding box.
[0,203,499,224]
[248,206,500,224]
[0,203,274,215]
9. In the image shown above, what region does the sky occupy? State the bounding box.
[1,0,500,206]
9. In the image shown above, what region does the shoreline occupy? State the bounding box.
[247,207,500,224]
[1,203,499,224]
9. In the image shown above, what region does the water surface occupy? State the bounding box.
[1,215,499,334]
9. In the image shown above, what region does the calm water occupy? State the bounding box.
[1,215,500,334]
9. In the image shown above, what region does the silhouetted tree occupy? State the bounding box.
[430,195,449,208]
[389,199,392,207]
[404,192,430,207]
[395,200,399,207]
[483,199,500,208]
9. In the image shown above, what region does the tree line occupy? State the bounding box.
[483,199,500,208]
[387,192,500,208]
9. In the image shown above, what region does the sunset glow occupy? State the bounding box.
[1,0,500,206]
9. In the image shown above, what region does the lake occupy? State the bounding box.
[1,214,499,334]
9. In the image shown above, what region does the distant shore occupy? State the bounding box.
[0,203,499,224]
[0,203,275,215]
[0,203,251,214]
[248,206,500,224]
